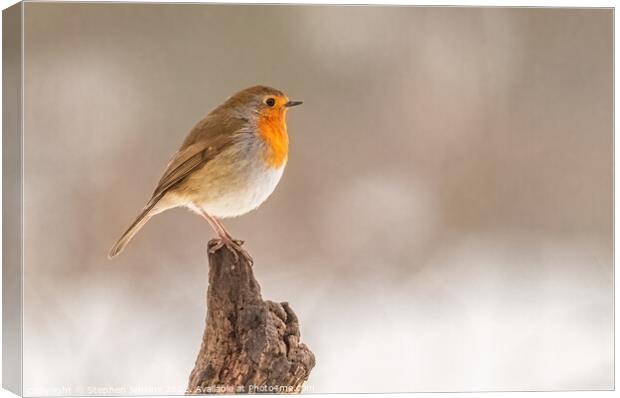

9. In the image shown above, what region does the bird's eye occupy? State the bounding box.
[265,98,276,107]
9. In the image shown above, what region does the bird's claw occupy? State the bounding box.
[208,238,253,266]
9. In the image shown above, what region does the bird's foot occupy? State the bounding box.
[208,237,253,266]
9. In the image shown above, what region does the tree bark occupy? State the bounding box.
[187,240,315,394]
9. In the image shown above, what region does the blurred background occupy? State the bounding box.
[22,4,612,394]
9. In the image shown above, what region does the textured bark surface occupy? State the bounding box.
[187,240,315,394]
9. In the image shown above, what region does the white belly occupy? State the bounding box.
[202,165,285,218]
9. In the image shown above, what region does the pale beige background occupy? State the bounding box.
[22,4,612,394]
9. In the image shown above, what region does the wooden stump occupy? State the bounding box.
[187,240,315,394]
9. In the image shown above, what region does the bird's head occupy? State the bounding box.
[220,85,302,123]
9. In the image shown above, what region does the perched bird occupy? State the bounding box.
[108,85,302,262]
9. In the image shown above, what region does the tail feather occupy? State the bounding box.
[108,200,159,259]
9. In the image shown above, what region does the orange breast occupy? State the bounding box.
[257,114,289,168]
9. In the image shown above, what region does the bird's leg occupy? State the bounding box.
[212,217,245,246]
[199,209,253,266]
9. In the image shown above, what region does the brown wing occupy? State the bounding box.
[150,113,248,200]
[151,142,210,198]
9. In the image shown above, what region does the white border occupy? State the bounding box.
[0,2,615,398]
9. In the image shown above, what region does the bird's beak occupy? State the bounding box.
[285,100,303,108]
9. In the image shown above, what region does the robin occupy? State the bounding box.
[108,85,302,262]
